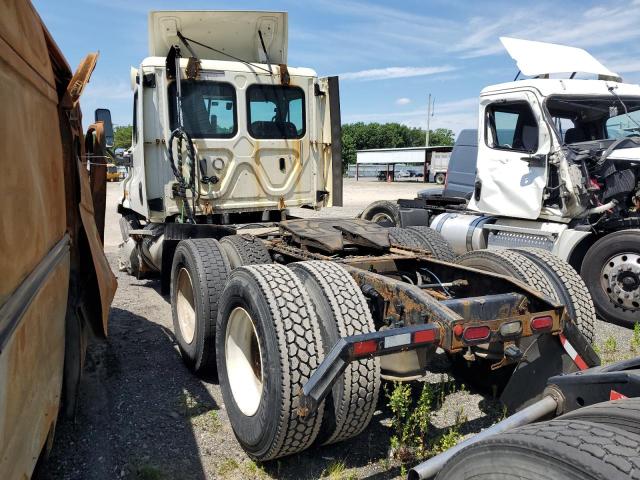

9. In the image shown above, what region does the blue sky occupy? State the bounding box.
[34,0,640,135]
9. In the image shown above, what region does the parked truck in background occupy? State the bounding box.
[362,37,640,328]
[0,1,116,478]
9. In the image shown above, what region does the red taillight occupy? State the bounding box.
[413,329,437,344]
[353,340,378,357]
[463,326,491,342]
[531,315,553,331]
[453,324,464,337]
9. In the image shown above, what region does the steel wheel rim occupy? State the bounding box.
[225,307,264,416]
[176,267,196,344]
[601,252,640,311]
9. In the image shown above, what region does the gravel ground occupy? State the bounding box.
[42,181,633,480]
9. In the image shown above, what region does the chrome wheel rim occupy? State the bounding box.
[601,252,640,311]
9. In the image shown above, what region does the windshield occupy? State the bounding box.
[546,95,640,144]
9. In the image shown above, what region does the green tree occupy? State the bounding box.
[428,128,455,146]
[113,125,133,150]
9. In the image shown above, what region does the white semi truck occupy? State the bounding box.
[363,37,640,328]
[114,13,604,470]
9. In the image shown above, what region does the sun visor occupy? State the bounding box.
[500,37,620,81]
[148,11,287,64]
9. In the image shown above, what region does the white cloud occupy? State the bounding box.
[339,65,455,81]
[396,97,411,105]
[449,2,640,59]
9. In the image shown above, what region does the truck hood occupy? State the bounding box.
[148,11,287,64]
[500,37,620,81]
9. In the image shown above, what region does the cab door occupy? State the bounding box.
[468,91,551,219]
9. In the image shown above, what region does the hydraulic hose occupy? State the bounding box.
[168,126,197,223]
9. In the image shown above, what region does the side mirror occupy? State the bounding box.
[95,108,114,148]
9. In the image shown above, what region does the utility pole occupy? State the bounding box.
[425,94,434,147]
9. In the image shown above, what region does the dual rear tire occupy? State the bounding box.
[170,237,381,460]
[216,261,381,460]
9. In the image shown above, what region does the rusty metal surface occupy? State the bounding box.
[67,53,98,106]
[278,218,391,253]
[264,235,565,371]
[0,4,112,478]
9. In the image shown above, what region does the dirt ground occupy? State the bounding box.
[43,180,632,480]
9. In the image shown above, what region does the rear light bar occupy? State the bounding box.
[353,325,440,358]
[531,315,553,331]
[462,325,491,343]
[299,323,441,417]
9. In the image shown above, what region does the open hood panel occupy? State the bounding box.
[148,11,287,64]
[500,37,620,80]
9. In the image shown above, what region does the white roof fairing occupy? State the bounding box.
[148,11,288,64]
[500,37,620,81]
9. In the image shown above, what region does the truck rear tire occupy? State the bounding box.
[434,172,446,185]
[580,230,640,328]
[558,398,640,435]
[219,234,271,269]
[513,248,595,343]
[361,200,401,226]
[215,264,325,460]
[406,226,456,262]
[435,419,640,480]
[388,226,422,247]
[290,261,381,445]
[170,239,230,374]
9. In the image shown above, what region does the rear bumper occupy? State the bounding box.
[298,301,564,418]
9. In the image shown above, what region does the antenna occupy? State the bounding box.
[425,94,435,147]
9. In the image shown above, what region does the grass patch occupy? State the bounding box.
[177,390,209,417]
[217,458,239,477]
[192,409,222,432]
[386,378,465,465]
[243,460,268,479]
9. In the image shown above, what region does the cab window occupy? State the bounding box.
[169,81,237,138]
[247,85,305,139]
[486,101,538,153]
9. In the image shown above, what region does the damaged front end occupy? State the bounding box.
[544,95,640,229]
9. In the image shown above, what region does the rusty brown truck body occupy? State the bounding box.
[0,1,116,478]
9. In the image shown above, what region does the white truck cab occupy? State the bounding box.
[364,38,640,327]
[469,37,640,222]
[121,11,340,225]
